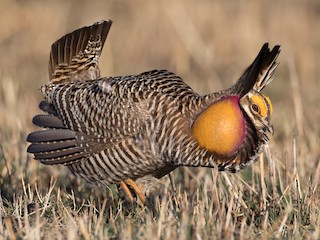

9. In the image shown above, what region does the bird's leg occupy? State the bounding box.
[168,173,176,194]
[119,179,146,204]
[124,179,146,204]
[120,181,134,202]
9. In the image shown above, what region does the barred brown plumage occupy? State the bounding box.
[27,20,280,203]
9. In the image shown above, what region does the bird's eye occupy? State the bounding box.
[251,103,260,113]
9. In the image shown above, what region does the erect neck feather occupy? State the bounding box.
[192,96,246,157]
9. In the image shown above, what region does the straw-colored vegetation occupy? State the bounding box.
[0,0,319,239]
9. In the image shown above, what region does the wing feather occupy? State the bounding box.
[49,20,112,83]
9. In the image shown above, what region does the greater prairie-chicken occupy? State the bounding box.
[27,20,280,203]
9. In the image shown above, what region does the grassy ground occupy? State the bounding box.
[0,0,320,239]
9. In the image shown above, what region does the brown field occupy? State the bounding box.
[0,0,319,239]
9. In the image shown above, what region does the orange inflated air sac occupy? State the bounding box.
[192,96,246,156]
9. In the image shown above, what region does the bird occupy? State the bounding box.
[27,20,280,204]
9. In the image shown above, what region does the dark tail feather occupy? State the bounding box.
[49,20,112,83]
[32,114,65,129]
[28,99,93,165]
[33,147,81,160]
[27,141,76,153]
[27,116,106,165]
[27,129,75,142]
[39,101,56,115]
[27,128,87,165]
[232,43,281,96]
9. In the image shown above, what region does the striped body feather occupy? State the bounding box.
[27,20,280,186]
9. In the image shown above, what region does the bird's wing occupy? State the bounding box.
[27,70,195,182]
[27,78,150,165]
[49,20,112,84]
[28,19,197,181]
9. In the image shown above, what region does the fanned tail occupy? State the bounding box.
[27,114,81,164]
[27,109,105,165]
[49,20,112,84]
[232,43,281,96]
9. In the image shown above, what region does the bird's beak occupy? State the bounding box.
[267,124,274,135]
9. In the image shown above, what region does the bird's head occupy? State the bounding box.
[240,90,274,141]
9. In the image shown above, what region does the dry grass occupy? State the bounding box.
[0,0,319,239]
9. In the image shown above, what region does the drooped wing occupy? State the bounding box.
[27,70,195,183]
[27,78,150,165]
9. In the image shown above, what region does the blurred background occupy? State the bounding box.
[0,0,319,188]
